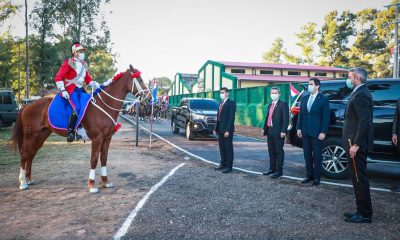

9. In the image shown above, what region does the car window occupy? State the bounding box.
[0,95,12,104]
[320,83,351,100]
[189,100,219,110]
[368,83,400,107]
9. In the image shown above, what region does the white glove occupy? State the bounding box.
[61,90,70,99]
[89,81,100,89]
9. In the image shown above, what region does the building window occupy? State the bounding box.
[260,70,274,75]
[288,71,301,76]
[231,69,245,74]
[339,73,348,78]
[314,72,327,77]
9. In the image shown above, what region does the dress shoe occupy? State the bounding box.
[270,172,283,179]
[214,165,224,171]
[262,170,275,175]
[312,179,320,187]
[343,212,357,218]
[344,213,371,223]
[221,168,232,174]
[391,185,400,192]
[301,178,314,184]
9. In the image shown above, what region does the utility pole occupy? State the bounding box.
[18,41,21,101]
[385,2,400,79]
[25,0,30,99]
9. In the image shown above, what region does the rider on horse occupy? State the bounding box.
[54,42,100,142]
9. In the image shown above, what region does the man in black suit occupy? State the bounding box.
[296,78,330,186]
[343,67,373,223]
[391,98,400,192]
[261,86,289,179]
[214,87,236,174]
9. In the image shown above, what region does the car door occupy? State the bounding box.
[176,99,188,128]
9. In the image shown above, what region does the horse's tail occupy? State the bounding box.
[11,107,24,153]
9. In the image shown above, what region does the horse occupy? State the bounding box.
[11,65,149,193]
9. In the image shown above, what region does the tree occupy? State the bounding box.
[0,0,20,26]
[262,38,285,63]
[295,22,318,65]
[154,77,172,93]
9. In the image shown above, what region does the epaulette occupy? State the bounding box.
[68,58,76,69]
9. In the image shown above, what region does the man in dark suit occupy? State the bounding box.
[391,98,400,192]
[296,78,330,186]
[214,87,236,173]
[342,67,373,223]
[261,86,289,179]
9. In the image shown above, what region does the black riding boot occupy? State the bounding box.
[67,113,78,142]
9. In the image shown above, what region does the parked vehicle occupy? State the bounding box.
[171,98,219,140]
[0,89,19,129]
[288,79,400,179]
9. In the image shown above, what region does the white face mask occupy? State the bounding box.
[270,93,279,101]
[220,93,226,100]
[78,52,85,61]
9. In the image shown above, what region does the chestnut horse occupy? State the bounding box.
[11,65,149,193]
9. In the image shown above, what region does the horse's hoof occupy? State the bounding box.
[27,179,34,185]
[89,187,100,193]
[19,183,29,190]
[102,182,114,188]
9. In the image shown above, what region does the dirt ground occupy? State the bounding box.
[0,120,183,240]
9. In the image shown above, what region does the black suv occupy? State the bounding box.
[171,98,219,140]
[288,79,400,179]
[0,89,19,129]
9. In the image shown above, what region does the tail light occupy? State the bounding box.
[291,106,300,115]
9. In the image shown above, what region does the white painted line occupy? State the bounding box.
[119,115,392,193]
[113,163,185,240]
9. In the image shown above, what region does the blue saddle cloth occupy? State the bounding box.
[48,88,92,131]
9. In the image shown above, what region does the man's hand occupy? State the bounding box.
[393,134,398,146]
[318,133,326,141]
[349,145,359,159]
[297,130,302,138]
[280,132,286,138]
[224,132,229,137]
[61,90,70,100]
[89,81,100,89]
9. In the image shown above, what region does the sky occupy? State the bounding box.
[2,0,390,82]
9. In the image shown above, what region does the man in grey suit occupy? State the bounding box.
[342,67,373,223]
[391,98,400,192]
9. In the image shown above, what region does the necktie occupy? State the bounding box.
[218,101,224,119]
[267,103,275,127]
[307,95,314,112]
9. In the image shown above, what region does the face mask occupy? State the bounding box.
[78,52,85,61]
[346,78,354,89]
[308,85,315,93]
[270,93,279,101]
[220,93,226,100]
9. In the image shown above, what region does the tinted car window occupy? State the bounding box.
[320,83,352,100]
[0,95,12,104]
[190,100,218,110]
[368,83,400,107]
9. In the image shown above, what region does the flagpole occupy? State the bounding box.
[150,101,154,149]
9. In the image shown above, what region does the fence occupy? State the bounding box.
[169,83,303,128]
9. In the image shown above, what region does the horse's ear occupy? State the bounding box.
[129,64,135,72]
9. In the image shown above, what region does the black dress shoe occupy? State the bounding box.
[271,172,282,179]
[301,178,314,184]
[391,185,400,192]
[343,212,357,218]
[262,170,275,175]
[214,165,224,171]
[344,213,371,223]
[221,168,232,174]
[312,180,320,186]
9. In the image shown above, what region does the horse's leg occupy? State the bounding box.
[25,129,52,185]
[99,138,114,188]
[19,130,51,190]
[87,138,103,193]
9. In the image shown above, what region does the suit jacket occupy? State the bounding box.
[296,92,330,138]
[343,84,374,151]
[216,98,236,134]
[263,100,289,138]
[393,99,400,136]
[54,58,93,94]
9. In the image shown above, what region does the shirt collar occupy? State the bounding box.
[272,99,279,104]
[352,83,365,94]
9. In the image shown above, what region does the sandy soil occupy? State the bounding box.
[0,120,183,240]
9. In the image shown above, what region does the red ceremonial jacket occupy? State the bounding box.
[54,58,93,94]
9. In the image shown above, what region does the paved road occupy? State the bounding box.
[120,115,400,190]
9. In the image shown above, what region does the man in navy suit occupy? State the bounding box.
[261,86,289,179]
[296,78,330,186]
[214,87,237,173]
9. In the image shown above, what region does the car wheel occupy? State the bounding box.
[172,119,179,134]
[185,123,195,140]
[321,138,349,179]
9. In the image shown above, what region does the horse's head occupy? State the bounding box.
[128,65,150,101]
